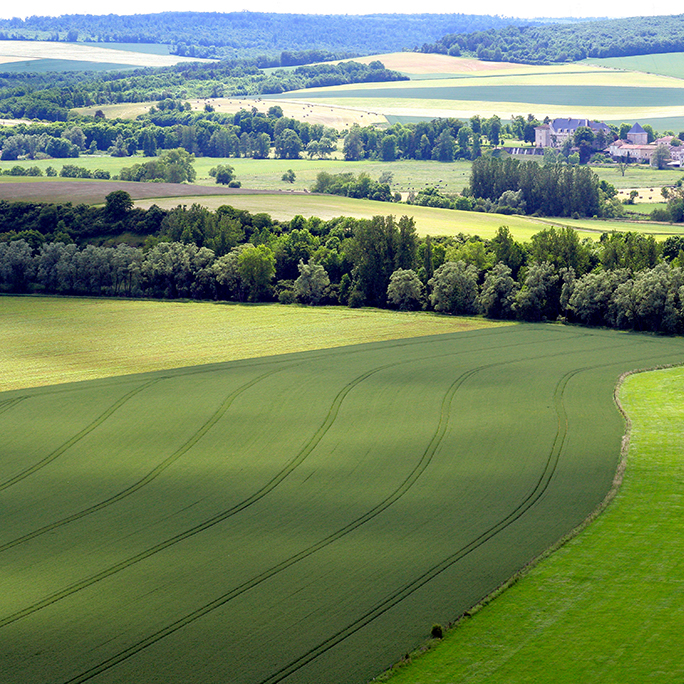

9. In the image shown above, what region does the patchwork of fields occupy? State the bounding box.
[0,40,212,71]
[1,324,683,684]
[261,52,684,132]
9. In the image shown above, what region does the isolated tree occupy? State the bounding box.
[160,147,196,183]
[209,164,235,185]
[281,169,296,183]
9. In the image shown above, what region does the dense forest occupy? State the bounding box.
[420,13,684,63]
[1,194,684,334]
[0,12,530,60]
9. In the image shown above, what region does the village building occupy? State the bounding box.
[529,116,683,167]
[608,139,656,163]
[608,129,684,166]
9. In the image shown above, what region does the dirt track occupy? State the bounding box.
[0,179,307,205]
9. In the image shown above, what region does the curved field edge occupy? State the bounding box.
[0,296,509,392]
[378,363,684,684]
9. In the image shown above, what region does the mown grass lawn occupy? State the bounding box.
[382,363,684,684]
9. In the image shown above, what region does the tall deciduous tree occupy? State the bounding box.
[294,259,330,304]
[387,268,425,310]
[428,260,479,315]
[238,244,275,301]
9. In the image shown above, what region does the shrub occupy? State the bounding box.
[431,624,444,639]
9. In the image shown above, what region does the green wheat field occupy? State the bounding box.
[1,320,683,684]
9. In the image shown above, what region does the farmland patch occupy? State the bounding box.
[275,84,684,109]
[0,40,213,70]
[0,325,682,684]
[585,52,684,80]
[0,297,504,392]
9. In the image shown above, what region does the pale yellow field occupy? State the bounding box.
[0,55,36,65]
[0,297,507,392]
[0,40,210,67]
[334,52,525,75]
[134,192,597,240]
[284,95,684,126]
[74,97,386,128]
[309,66,683,90]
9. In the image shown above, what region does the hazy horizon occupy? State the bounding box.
[0,3,681,22]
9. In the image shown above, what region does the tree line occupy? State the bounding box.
[2,194,684,334]
[313,157,622,220]
[0,106,339,161]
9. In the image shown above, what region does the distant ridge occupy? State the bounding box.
[0,12,538,59]
[419,13,684,64]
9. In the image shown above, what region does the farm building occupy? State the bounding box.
[608,131,684,166]
[534,118,611,148]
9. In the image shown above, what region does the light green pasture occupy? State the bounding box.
[592,165,684,190]
[0,157,473,195]
[585,52,684,80]
[0,296,501,393]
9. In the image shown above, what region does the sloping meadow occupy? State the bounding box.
[1,324,683,684]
